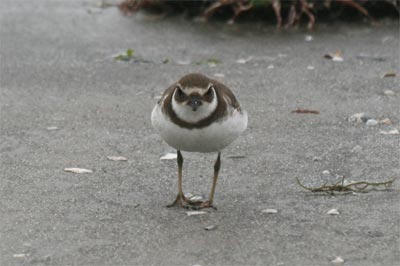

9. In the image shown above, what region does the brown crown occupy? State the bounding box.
[178,73,211,89]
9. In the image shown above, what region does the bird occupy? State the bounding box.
[151,73,248,209]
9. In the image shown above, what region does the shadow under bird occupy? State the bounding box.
[151,73,248,209]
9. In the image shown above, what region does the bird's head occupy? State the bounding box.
[171,73,218,123]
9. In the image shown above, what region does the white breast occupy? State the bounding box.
[151,104,248,153]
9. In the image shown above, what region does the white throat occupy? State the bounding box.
[171,93,218,123]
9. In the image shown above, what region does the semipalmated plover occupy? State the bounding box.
[151,73,248,209]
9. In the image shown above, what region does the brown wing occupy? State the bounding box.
[211,79,242,112]
[158,83,176,107]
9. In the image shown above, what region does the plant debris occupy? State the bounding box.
[114,48,135,61]
[383,72,397,78]
[227,155,246,159]
[324,50,344,62]
[196,58,220,67]
[296,176,396,193]
[114,49,152,63]
[64,168,93,174]
[118,0,394,29]
[291,109,320,114]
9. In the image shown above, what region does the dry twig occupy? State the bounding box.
[296,176,396,193]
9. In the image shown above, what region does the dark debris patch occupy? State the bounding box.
[296,176,397,194]
[118,0,399,29]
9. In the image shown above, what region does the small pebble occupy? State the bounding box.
[379,118,392,125]
[351,145,362,153]
[46,126,59,131]
[236,58,247,64]
[322,170,330,176]
[312,156,322,162]
[327,209,340,215]
[307,65,315,70]
[204,225,217,231]
[261,209,278,214]
[384,90,395,96]
[305,35,313,42]
[267,64,274,69]
[331,256,344,264]
[366,119,378,126]
[348,112,371,123]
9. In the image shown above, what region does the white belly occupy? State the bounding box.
[151,105,248,153]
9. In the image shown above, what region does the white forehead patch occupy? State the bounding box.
[183,87,207,95]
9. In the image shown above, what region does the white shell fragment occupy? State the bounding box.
[184,193,194,198]
[267,64,274,69]
[366,119,378,126]
[332,55,344,62]
[236,57,252,64]
[64,168,93,174]
[327,209,340,215]
[383,90,395,96]
[204,225,217,231]
[46,126,59,131]
[331,256,344,264]
[160,153,177,160]
[261,209,278,214]
[186,211,207,216]
[176,59,190,65]
[107,156,128,161]
[189,196,204,203]
[380,128,399,135]
[323,170,330,176]
[13,254,27,258]
[307,65,315,70]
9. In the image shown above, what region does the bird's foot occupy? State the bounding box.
[167,195,216,210]
[166,194,190,208]
[188,200,217,210]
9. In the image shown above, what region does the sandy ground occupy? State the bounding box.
[1,1,399,265]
